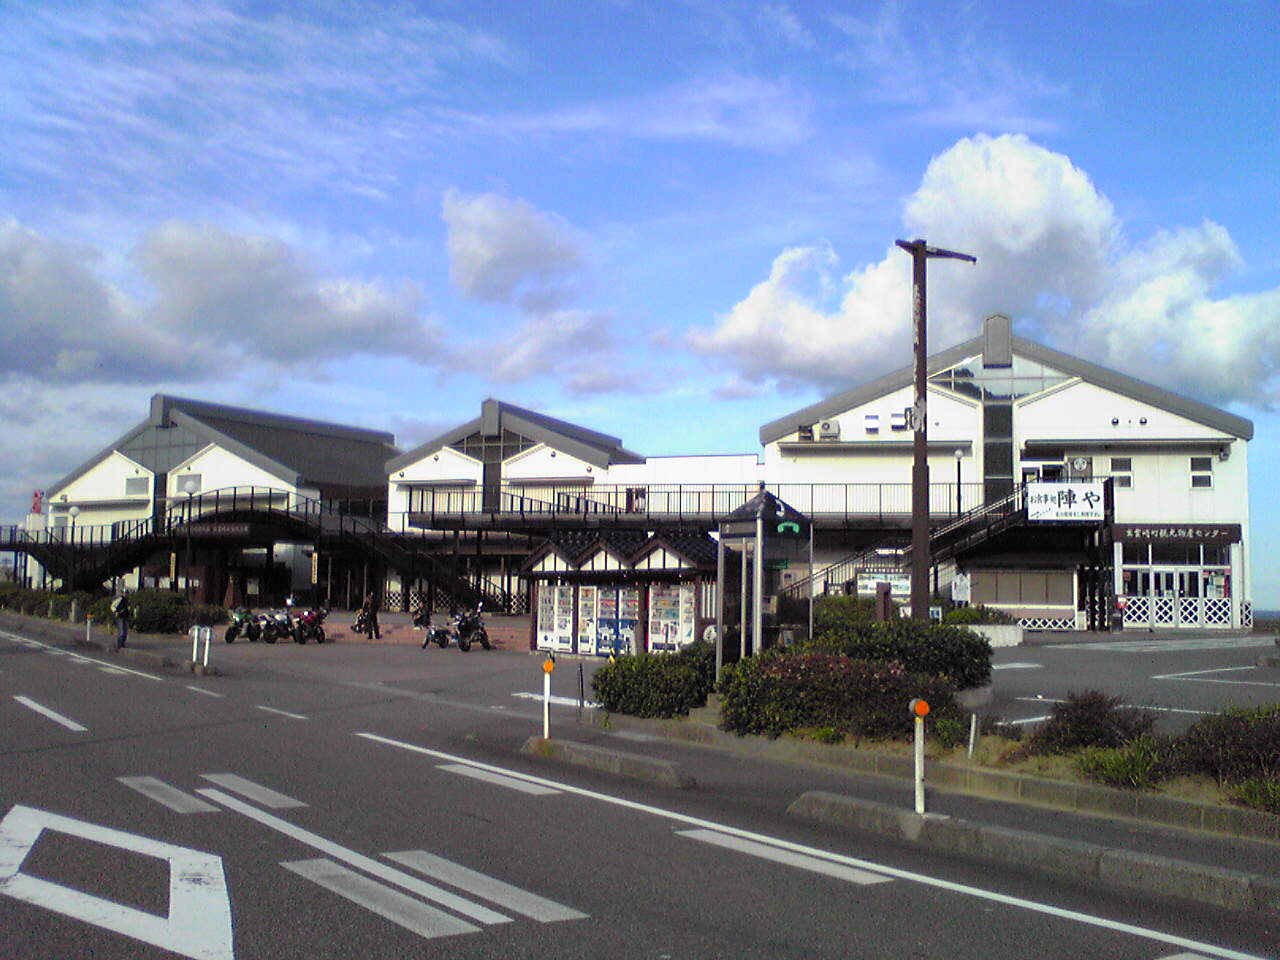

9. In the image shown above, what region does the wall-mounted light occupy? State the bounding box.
[1111,417,1120,425]
[1139,417,1147,425]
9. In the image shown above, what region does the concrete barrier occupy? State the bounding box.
[521,736,694,788]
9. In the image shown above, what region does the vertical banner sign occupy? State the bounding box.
[310,551,319,585]
[169,552,177,582]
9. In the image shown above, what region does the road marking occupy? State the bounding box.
[385,850,587,922]
[281,858,478,939]
[12,637,165,680]
[677,829,892,886]
[1046,637,1273,653]
[196,788,511,925]
[436,763,561,795]
[512,692,598,708]
[199,773,307,809]
[1153,666,1280,688]
[1160,954,1215,959]
[117,777,220,814]
[255,705,309,719]
[13,696,87,732]
[0,804,233,960]
[355,732,1267,960]
[1013,697,1210,716]
[98,667,130,676]
[993,662,1041,670]
[186,685,224,698]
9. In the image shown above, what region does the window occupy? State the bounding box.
[1110,456,1132,489]
[124,477,149,496]
[1190,456,1213,489]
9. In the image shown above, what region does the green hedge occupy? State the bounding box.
[719,650,958,740]
[590,640,715,718]
[1174,705,1280,783]
[942,604,1016,625]
[804,617,992,690]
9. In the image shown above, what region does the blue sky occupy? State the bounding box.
[2,1,1278,604]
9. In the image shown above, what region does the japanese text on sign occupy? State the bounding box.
[1026,482,1105,522]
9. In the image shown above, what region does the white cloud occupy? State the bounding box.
[443,190,584,307]
[483,72,812,151]
[689,134,1280,408]
[0,218,442,384]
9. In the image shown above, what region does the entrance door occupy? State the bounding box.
[1149,569,1200,627]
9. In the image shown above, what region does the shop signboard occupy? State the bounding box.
[1026,482,1105,522]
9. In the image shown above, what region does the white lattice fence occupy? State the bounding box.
[1017,617,1076,631]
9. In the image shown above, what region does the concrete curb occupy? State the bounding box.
[521,736,694,789]
[788,791,1280,916]
[583,710,1280,846]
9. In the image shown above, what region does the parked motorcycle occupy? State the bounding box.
[413,607,452,649]
[269,608,303,644]
[454,603,490,652]
[224,607,258,643]
[256,611,280,644]
[294,606,328,644]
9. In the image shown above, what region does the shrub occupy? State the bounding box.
[1229,778,1280,815]
[812,594,885,640]
[806,618,992,690]
[931,714,967,750]
[1077,736,1174,790]
[1174,705,1280,783]
[718,650,958,740]
[590,640,715,718]
[942,604,1016,625]
[1026,690,1156,755]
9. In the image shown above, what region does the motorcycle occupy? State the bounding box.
[224,607,258,643]
[270,608,303,644]
[256,611,280,644]
[413,607,452,649]
[454,603,490,652]
[294,606,328,644]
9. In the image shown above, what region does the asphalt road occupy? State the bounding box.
[1,626,1277,959]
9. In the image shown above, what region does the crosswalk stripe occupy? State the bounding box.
[196,787,512,926]
[676,829,893,886]
[199,773,307,809]
[281,858,478,939]
[385,850,587,922]
[436,763,560,796]
[117,777,220,814]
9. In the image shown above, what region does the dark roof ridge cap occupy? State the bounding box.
[153,394,395,445]
[488,398,625,450]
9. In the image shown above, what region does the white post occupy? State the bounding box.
[543,668,551,740]
[202,626,211,668]
[914,715,925,814]
[190,626,199,662]
[85,615,92,644]
[967,713,978,759]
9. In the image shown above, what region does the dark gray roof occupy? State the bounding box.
[50,394,398,497]
[388,398,647,473]
[759,317,1254,444]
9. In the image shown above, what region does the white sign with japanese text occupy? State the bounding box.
[1026,481,1105,522]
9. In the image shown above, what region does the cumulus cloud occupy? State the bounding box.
[690,134,1280,407]
[0,218,442,384]
[443,189,584,308]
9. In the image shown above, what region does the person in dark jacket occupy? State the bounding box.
[111,592,131,649]
[360,592,381,640]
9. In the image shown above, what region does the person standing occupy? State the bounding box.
[111,592,131,649]
[360,591,381,640]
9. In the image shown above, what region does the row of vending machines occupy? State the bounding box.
[535,582,700,656]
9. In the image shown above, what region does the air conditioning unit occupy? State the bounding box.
[817,419,841,440]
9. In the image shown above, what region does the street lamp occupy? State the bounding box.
[182,479,198,602]
[67,505,80,593]
[895,239,976,621]
[954,449,964,517]
[68,505,80,540]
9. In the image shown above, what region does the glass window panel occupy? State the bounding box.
[1122,543,1148,564]
[1190,457,1213,472]
[1191,475,1213,489]
[1113,475,1132,488]
[1151,543,1197,564]
[983,404,1013,438]
[1110,457,1132,471]
[1203,544,1230,565]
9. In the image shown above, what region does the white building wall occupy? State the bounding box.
[175,447,292,497]
[387,447,482,532]
[48,452,154,528]
[610,455,761,486]
[504,444,594,482]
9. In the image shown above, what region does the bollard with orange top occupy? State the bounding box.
[542,654,556,739]
[910,698,929,814]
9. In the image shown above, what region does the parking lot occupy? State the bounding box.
[987,631,1280,732]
